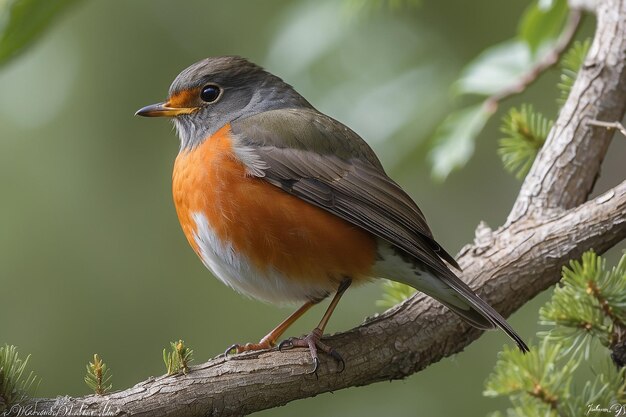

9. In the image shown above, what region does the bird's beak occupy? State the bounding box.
[135,101,198,117]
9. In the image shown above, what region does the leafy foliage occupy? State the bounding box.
[0,0,81,67]
[429,0,570,179]
[85,354,112,395]
[454,41,533,97]
[486,251,626,416]
[498,105,553,179]
[497,37,589,180]
[0,345,38,408]
[428,104,491,180]
[163,340,194,375]
[518,0,568,55]
[557,39,591,106]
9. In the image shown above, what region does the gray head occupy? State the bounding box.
[136,56,312,148]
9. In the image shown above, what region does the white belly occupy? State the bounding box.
[191,212,331,304]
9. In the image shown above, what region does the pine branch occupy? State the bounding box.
[484,341,576,415]
[538,250,626,358]
[163,340,194,375]
[498,105,553,179]
[487,252,626,416]
[85,354,112,396]
[0,345,38,409]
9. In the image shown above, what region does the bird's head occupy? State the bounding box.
[136,56,310,148]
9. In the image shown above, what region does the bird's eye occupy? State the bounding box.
[200,84,221,103]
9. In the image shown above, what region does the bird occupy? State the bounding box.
[135,56,528,373]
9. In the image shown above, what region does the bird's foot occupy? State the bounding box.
[278,327,345,376]
[224,337,274,356]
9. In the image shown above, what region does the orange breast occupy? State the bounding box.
[172,124,377,301]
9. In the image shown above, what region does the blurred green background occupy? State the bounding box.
[0,0,623,416]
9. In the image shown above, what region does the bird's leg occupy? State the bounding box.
[225,300,316,355]
[278,278,352,375]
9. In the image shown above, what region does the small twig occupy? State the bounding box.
[528,382,568,417]
[587,119,626,139]
[484,10,583,113]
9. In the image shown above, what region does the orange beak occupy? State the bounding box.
[135,101,198,117]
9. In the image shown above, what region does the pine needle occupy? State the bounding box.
[498,104,552,179]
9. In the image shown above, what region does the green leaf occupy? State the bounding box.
[455,40,533,96]
[428,103,491,180]
[0,0,81,67]
[518,0,569,55]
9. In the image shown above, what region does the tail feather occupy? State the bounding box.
[375,243,529,353]
[433,271,529,352]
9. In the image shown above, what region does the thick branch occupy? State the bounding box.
[508,0,626,222]
[6,0,626,416]
[9,183,625,417]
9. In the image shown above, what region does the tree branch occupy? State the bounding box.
[587,119,626,139]
[6,0,626,416]
[484,9,582,113]
[509,0,626,222]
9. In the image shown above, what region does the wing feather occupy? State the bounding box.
[231,109,460,271]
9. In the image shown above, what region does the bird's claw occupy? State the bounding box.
[278,338,294,351]
[308,357,320,377]
[277,328,345,376]
[224,344,240,356]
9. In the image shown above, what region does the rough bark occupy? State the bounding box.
[5,0,626,415]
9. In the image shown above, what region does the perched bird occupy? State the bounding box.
[136,56,528,372]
